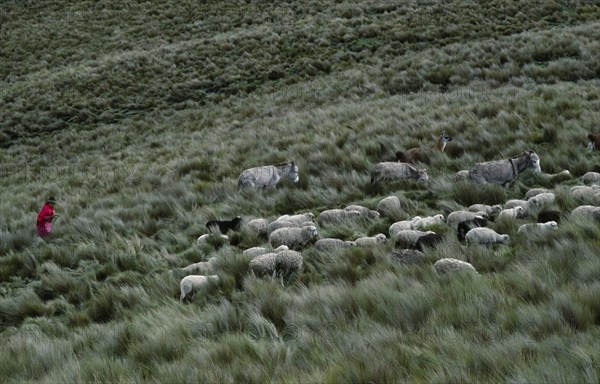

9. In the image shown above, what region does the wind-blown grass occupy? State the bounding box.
[1,0,600,382]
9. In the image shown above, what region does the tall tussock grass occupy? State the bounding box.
[2,0,600,381]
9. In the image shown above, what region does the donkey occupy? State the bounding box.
[468,150,541,188]
[588,133,600,151]
[238,161,299,189]
[396,132,453,164]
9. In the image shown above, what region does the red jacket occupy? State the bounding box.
[37,203,54,225]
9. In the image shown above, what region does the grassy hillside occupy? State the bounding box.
[1,0,600,382]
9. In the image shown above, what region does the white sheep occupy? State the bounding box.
[246,218,269,237]
[314,238,357,252]
[317,209,362,226]
[181,257,217,275]
[413,214,445,229]
[582,172,600,185]
[497,206,525,220]
[197,234,229,246]
[242,245,289,258]
[394,230,435,249]
[434,258,477,275]
[504,199,527,209]
[355,233,387,247]
[389,217,421,236]
[570,185,600,202]
[468,204,503,217]
[517,221,558,235]
[249,253,277,277]
[344,205,380,220]
[274,250,303,280]
[249,250,303,283]
[525,188,551,199]
[376,196,402,218]
[269,226,319,249]
[447,211,487,230]
[465,227,509,246]
[455,170,469,181]
[570,205,600,220]
[276,212,315,225]
[525,192,556,212]
[180,275,219,301]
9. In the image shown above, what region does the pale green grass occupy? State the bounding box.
[1,0,600,382]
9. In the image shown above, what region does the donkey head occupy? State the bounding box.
[417,169,429,184]
[525,150,541,172]
[288,161,299,183]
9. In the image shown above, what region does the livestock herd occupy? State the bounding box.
[178,133,600,301]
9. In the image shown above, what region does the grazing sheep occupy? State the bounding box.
[465,227,509,246]
[434,258,477,275]
[267,220,297,234]
[276,212,315,225]
[498,206,525,220]
[246,218,269,237]
[537,210,561,224]
[389,217,421,236]
[344,205,380,220]
[181,257,217,275]
[582,172,600,185]
[355,234,387,247]
[415,233,445,252]
[447,210,487,230]
[238,161,299,189]
[274,250,303,280]
[371,162,428,186]
[269,226,319,250]
[517,221,558,235]
[413,214,445,229]
[468,150,541,188]
[588,133,600,151]
[525,188,551,200]
[456,217,487,242]
[180,275,219,301]
[455,170,469,181]
[197,234,229,246]
[504,199,528,210]
[243,245,289,258]
[389,249,425,264]
[377,196,402,218]
[570,185,600,202]
[314,238,357,252]
[249,250,303,283]
[525,192,556,212]
[570,205,600,221]
[317,209,361,226]
[395,132,453,164]
[249,253,277,277]
[468,204,503,217]
[206,216,242,234]
[394,230,435,249]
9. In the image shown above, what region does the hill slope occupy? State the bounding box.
[1,1,600,382]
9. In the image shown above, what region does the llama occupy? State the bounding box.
[396,132,453,164]
[468,150,541,188]
[238,161,299,189]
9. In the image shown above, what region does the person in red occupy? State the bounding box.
[36,197,57,238]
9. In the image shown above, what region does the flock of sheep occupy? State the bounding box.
[178,133,600,301]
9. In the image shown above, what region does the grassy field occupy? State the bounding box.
[1,0,600,382]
